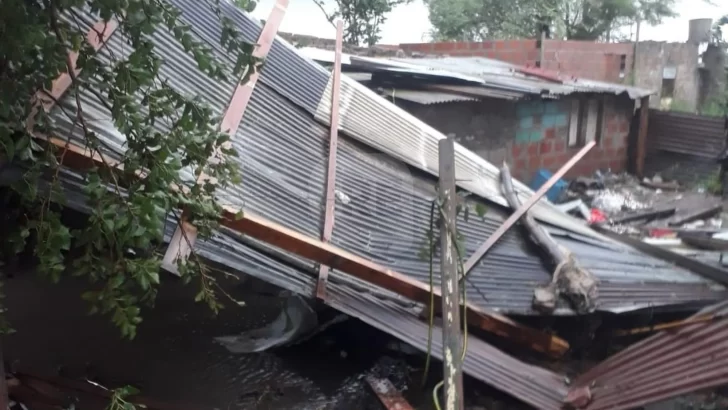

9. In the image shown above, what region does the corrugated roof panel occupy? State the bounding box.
[380,89,478,104]
[300,49,654,99]
[571,301,728,410]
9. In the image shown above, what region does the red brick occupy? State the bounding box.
[528,154,541,170]
[495,41,509,50]
[544,128,557,140]
[468,42,482,50]
[527,143,539,156]
[515,158,528,172]
[456,42,468,50]
[609,159,624,170]
[540,139,553,154]
[616,147,627,158]
[619,120,630,133]
[512,143,525,159]
[554,139,566,152]
[482,41,494,50]
[433,42,455,52]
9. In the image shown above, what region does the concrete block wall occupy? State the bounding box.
[395,95,633,183]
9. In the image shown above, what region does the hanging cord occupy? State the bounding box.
[421,198,470,410]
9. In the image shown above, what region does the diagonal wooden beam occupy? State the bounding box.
[161,0,289,275]
[315,19,344,300]
[47,137,569,357]
[26,18,119,133]
[463,141,596,274]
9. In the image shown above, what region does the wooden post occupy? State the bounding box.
[315,19,344,300]
[0,343,8,410]
[438,137,464,410]
[635,95,650,177]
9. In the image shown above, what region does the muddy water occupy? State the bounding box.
[2,272,414,409]
[3,271,527,409]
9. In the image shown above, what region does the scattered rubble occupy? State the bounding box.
[550,170,728,266]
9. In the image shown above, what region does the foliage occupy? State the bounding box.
[0,0,257,338]
[106,385,141,410]
[312,0,412,46]
[714,14,728,43]
[426,0,677,41]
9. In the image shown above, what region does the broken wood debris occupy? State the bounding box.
[463,141,596,274]
[500,163,598,314]
[614,313,720,336]
[366,376,415,410]
[668,204,723,227]
[609,206,676,225]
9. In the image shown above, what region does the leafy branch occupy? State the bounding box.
[0,0,258,338]
[312,0,412,46]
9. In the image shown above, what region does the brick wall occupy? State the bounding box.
[400,40,633,83]
[396,95,633,182]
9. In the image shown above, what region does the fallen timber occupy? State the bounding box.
[46,136,570,357]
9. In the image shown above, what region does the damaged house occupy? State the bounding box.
[4,0,728,409]
[298,49,645,183]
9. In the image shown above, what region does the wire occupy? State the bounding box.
[421,201,436,388]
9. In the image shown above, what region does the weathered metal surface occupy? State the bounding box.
[570,301,728,410]
[161,0,290,275]
[316,20,343,300]
[366,376,415,410]
[438,138,464,410]
[649,109,725,159]
[301,51,653,100]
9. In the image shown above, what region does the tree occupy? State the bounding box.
[0,0,258,338]
[713,14,728,43]
[312,0,412,46]
[426,0,677,41]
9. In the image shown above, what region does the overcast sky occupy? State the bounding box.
[252,0,727,44]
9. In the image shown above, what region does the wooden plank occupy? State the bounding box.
[218,206,569,356]
[635,96,650,177]
[161,0,289,275]
[47,138,571,357]
[438,137,464,410]
[315,20,344,300]
[463,141,596,274]
[366,376,415,410]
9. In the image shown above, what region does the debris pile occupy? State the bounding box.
[553,170,727,266]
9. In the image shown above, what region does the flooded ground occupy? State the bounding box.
[2,269,521,409]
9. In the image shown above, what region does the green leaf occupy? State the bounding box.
[475,203,488,219]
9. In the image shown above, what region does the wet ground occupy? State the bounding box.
[2,269,520,409]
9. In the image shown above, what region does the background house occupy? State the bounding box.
[303,51,647,181]
[399,19,726,114]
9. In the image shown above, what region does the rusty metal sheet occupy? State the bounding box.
[568,300,728,410]
[648,110,725,159]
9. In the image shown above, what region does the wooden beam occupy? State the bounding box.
[26,19,119,135]
[315,20,344,300]
[438,137,464,410]
[161,0,289,275]
[366,376,415,410]
[218,206,568,356]
[635,96,650,177]
[463,141,596,274]
[46,138,570,357]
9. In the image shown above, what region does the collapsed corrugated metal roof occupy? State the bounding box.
[31,0,725,407]
[299,49,654,100]
[569,300,728,410]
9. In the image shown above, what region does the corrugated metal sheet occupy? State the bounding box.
[299,50,653,100]
[570,300,728,410]
[379,88,478,104]
[649,110,726,158]
[34,2,728,406]
[47,0,726,317]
